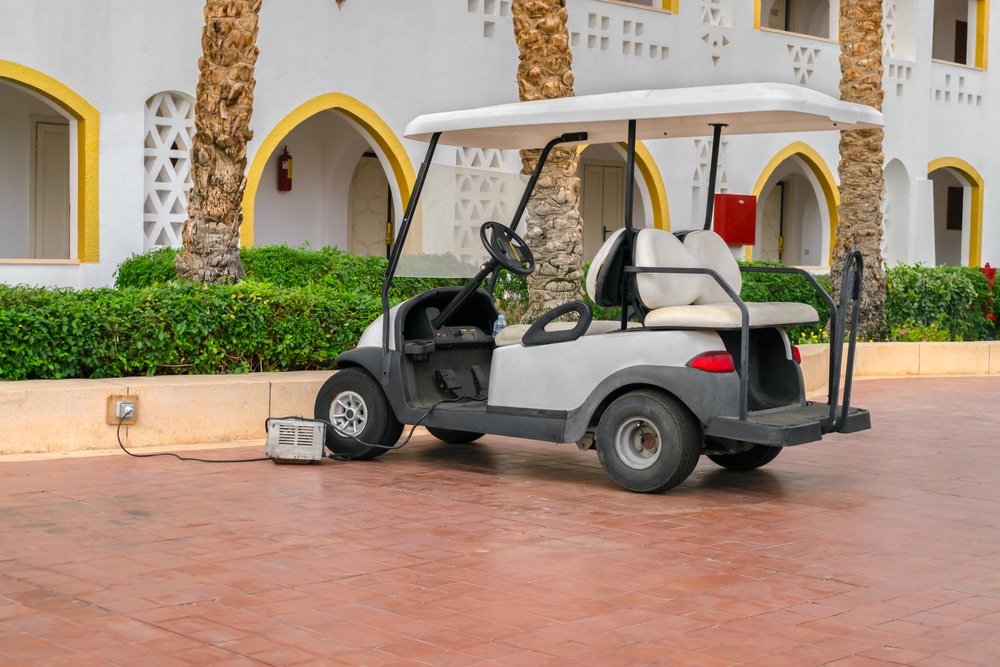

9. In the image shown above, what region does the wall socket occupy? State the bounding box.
[107,394,139,425]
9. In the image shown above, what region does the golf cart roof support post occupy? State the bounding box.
[381,132,441,360]
[703,123,727,231]
[620,118,638,331]
[508,132,587,232]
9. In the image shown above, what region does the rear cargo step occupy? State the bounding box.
[706,402,871,447]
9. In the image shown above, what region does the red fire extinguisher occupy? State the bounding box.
[277,146,292,192]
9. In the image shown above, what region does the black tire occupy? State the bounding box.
[595,390,701,493]
[707,444,782,471]
[426,427,484,444]
[314,368,403,460]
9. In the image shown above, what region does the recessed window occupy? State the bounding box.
[933,0,989,68]
[759,0,834,39]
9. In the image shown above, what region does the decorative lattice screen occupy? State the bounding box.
[143,92,195,249]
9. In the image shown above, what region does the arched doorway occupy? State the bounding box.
[752,143,838,266]
[244,93,414,255]
[882,159,910,265]
[928,158,983,266]
[577,142,667,260]
[348,153,392,258]
[0,62,99,262]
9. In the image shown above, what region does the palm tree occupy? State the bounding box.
[175,0,261,284]
[511,0,584,321]
[833,0,887,340]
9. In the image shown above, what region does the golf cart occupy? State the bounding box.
[315,83,878,493]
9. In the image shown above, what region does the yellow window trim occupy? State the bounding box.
[928,157,984,267]
[0,60,100,263]
[243,93,415,247]
[749,141,839,263]
[976,0,990,69]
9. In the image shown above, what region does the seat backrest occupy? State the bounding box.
[585,228,628,308]
[632,229,704,309]
[681,230,742,304]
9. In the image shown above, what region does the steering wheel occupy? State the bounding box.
[480,221,536,276]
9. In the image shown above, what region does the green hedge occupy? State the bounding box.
[885,263,993,342]
[2,245,995,381]
[0,282,382,381]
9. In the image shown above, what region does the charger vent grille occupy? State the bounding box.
[266,419,325,463]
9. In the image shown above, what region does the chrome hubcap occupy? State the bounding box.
[330,391,368,436]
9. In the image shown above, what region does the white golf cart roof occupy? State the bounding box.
[404,82,883,149]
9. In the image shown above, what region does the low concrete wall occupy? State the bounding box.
[0,371,334,456]
[800,341,1000,396]
[2,341,998,457]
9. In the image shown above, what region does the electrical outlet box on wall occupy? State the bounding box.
[106,395,139,426]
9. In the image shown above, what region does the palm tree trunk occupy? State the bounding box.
[833,0,887,340]
[175,0,261,284]
[512,0,584,321]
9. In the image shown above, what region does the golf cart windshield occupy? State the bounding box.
[395,159,527,278]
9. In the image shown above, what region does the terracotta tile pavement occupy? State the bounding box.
[2,376,1000,666]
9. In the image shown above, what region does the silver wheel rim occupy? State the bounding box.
[330,390,368,437]
[614,417,661,470]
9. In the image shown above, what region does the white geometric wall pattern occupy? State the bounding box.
[701,31,731,66]
[700,0,726,26]
[452,148,521,265]
[932,71,983,106]
[787,45,821,85]
[468,0,511,39]
[883,0,897,58]
[571,13,668,59]
[886,60,912,98]
[143,92,195,250]
[622,19,668,59]
[691,138,728,227]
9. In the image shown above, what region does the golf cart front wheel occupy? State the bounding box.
[596,390,701,493]
[707,443,781,470]
[314,368,403,460]
[426,427,484,444]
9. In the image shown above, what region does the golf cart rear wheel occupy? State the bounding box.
[707,444,781,470]
[426,427,484,444]
[596,390,701,493]
[314,368,403,460]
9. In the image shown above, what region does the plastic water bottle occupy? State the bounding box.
[492,314,507,336]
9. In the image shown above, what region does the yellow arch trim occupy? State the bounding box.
[243,93,415,246]
[577,141,670,231]
[753,1,762,29]
[0,60,100,262]
[928,157,984,266]
[976,0,990,69]
[663,0,679,13]
[750,141,840,263]
[633,141,670,231]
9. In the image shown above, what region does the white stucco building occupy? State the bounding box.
[0,0,994,288]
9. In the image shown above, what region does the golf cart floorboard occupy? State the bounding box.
[706,401,870,447]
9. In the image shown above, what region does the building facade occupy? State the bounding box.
[0,0,994,288]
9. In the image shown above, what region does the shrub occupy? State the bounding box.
[0,282,382,381]
[885,263,992,341]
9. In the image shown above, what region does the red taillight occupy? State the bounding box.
[791,345,801,364]
[687,351,735,373]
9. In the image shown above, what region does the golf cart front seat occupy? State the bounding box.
[590,228,819,329]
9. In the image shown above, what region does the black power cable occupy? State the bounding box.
[116,393,486,464]
[116,416,270,463]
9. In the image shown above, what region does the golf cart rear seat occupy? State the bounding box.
[629,228,818,329]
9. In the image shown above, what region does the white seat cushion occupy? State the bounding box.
[682,230,742,304]
[644,301,819,329]
[633,229,705,309]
